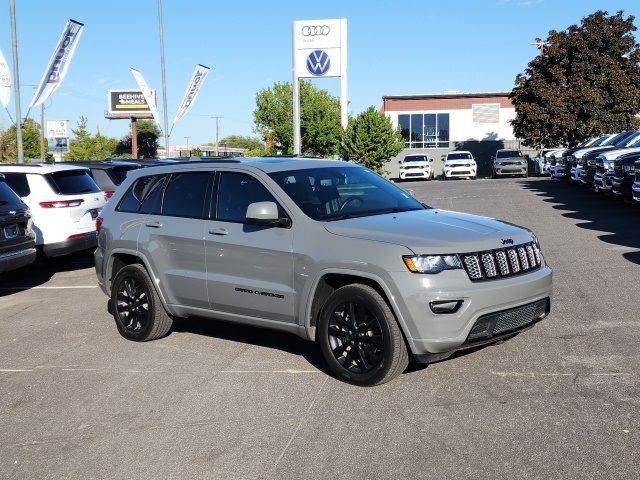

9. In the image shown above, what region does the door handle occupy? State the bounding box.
[209,228,228,236]
[145,222,162,228]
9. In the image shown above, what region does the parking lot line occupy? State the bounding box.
[0,286,98,290]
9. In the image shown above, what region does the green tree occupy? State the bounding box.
[0,118,45,162]
[510,10,640,149]
[253,80,342,156]
[209,135,263,150]
[65,116,118,161]
[116,120,161,158]
[342,106,405,174]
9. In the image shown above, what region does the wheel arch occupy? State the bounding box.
[106,249,172,313]
[304,269,410,344]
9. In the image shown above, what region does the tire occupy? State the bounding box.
[110,264,173,341]
[317,284,409,386]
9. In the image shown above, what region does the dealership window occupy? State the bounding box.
[398,113,449,148]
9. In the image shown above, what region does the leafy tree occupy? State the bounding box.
[116,120,161,158]
[510,10,640,148]
[0,118,46,162]
[191,147,202,157]
[253,80,342,156]
[210,135,263,150]
[65,116,118,161]
[342,106,405,174]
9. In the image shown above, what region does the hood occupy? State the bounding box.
[444,159,475,166]
[601,146,640,161]
[323,209,533,254]
[401,160,429,166]
[574,146,614,158]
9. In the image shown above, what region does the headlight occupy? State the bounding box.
[403,255,462,274]
[623,164,634,172]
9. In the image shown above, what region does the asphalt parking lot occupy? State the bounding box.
[1,177,638,480]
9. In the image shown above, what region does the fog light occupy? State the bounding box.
[429,300,463,314]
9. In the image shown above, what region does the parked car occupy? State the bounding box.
[95,157,552,386]
[570,131,640,184]
[443,151,476,179]
[632,160,640,203]
[493,149,527,178]
[60,161,140,200]
[0,173,36,275]
[535,149,561,176]
[0,164,106,258]
[611,152,640,200]
[397,154,433,181]
[552,135,613,180]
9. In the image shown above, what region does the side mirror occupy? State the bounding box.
[429,158,433,162]
[246,201,291,228]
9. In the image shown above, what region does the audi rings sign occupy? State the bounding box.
[292,18,348,154]
[293,19,345,78]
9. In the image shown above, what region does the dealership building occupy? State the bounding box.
[382,91,529,178]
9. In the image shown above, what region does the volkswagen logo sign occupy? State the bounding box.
[306,50,331,76]
[301,25,330,36]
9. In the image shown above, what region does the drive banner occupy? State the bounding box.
[130,68,160,123]
[30,19,84,108]
[0,48,10,109]
[172,64,210,125]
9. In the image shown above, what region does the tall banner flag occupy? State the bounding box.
[172,64,210,125]
[29,19,84,108]
[130,68,160,123]
[0,48,10,109]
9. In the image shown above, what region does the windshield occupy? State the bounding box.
[447,152,472,160]
[604,131,632,146]
[496,150,522,159]
[0,179,26,211]
[403,155,427,163]
[269,166,425,221]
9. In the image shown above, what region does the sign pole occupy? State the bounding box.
[292,21,301,156]
[40,104,45,160]
[340,18,348,130]
[131,118,138,159]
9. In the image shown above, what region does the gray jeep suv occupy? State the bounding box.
[95,158,553,386]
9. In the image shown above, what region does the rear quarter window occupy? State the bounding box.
[46,170,101,195]
[116,174,167,213]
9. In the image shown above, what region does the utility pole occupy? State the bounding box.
[184,136,190,154]
[210,115,223,156]
[157,0,170,156]
[9,0,24,163]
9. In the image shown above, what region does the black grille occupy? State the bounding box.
[467,298,549,342]
[460,242,543,282]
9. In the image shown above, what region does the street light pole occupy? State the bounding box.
[9,0,24,163]
[184,136,190,155]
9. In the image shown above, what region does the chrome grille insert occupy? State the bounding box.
[460,242,543,282]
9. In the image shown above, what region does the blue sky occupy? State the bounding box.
[1,0,639,147]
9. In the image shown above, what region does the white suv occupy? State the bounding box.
[443,151,477,179]
[398,155,433,181]
[0,164,106,257]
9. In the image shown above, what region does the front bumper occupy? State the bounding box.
[388,265,553,360]
[632,182,640,202]
[594,173,613,192]
[494,164,527,176]
[399,169,431,180]
[445,166,476,178]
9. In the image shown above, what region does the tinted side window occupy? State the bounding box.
[90,169,113,191]
[117,174,166,213]
[46,170,101,194]
[162,172,211,218]
[2,173,30,197]
[217,172,279,223]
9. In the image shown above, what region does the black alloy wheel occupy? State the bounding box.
[110,264,173,341]
[116,276,149,333]
[318,284,408,386]
[327,299,384,374]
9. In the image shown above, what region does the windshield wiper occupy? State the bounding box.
[324,207,423,221]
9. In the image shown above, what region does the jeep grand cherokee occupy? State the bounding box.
[95,158,553,386]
